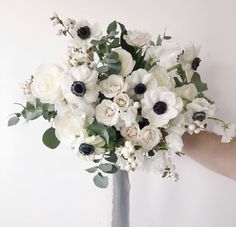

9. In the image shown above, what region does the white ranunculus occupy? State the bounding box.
[99,74,127,98]
[150,65,175,89]
[115,49,135,77]
[120,122,140,141]
[95,99,119,126]
[124,30,151,48]
[54,110,86,145]
[140,125,161,151]
[175,83,198,101]
[145,41,180,68]
[31,64,64,104]
[113,93,130,111]
[141,87,183,127]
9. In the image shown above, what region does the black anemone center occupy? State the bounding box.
[77,26,91,39]
[79,143,95,155]
[192,111,206,122]
[192,57,201,70]
[153,101,167,115]
[134,83,147,94]
[71,81,86,97]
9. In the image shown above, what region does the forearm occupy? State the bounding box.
[183,131,236,181]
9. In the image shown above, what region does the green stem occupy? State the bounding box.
[167,63,181,73]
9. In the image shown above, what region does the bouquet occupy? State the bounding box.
[8,14,235,188]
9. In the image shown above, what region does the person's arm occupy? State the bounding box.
[183,132,236,181]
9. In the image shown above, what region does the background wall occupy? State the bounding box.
[0,0,236,227]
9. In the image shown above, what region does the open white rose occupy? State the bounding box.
[31,64,64,104]
[140,125,161,151]
[124,30,151,48]
[99,74,127,98]
[95,99,119,126]
[54,110,86,145]
[115,49,135,77]
[175,83,197,101]
[120,122,140,141]
[113,93,130,111]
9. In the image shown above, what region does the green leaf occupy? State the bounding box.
[22,108,43,121]
[99,163,118,174]
[97,66,109,73]
[163,35,171,40]
[191,72,208,92]
[174,77,182,87]
[42,127,60,149]
[156,34,162,46]
[93,159,100,163]
[109,38,120,48]
[8,116,20,126]
[105,152,118,163]
[88,120,110,144]
[86,166,98,173]
[107,62,121,75]
[107,21,117,34]
[93,173,108,188]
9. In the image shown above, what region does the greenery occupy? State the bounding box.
[42,127,60,149]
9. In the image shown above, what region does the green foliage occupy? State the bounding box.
[104,151,118,163]
[42,127,60,149]
[86,166,98,173]
[107,20,117,34]
[99,163,118,174]
[93,173,108,188]
[8,115,20,126]
[87,120,117,146]
[191,72,208,92]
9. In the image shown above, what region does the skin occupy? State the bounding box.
[183,132,236,181]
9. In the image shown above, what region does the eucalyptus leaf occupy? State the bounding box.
[42,127,60,149]
[86,166,98,173]
[99,163,118,174]
[191,72,208,92]
[107,21,117,34]
[104,152,118,163]
[8,116,20,126]
[97,66,109,73]
[93,173,108,188]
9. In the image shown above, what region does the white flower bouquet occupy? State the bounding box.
[8,14,235,188]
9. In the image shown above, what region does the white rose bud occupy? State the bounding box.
[95,99,119,126]
[113,93,130,111]
[99,74,127,98]
[124,30,151,48]
[175,83,198,101]
[31,64,64,104]
[121,123,140,141]
[140,125,161,151]
[115,49,135,77]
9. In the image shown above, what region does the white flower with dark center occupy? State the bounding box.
[70,19,102,49]
[115,49,135,77]
[125,69,157,100]
[99,75,127,98]
[141,87,183,127]
[213,123,235,143]
[185,98,216,133]
[113,93,130,111]
[145,41,180,68]
[140,125,161,151]
[72,130,105,161]
[124,30,151,48]
[95,99,119,126]
[120,122,140,141]
[62,65,99,105]
[178,45,201,81]
[31,64,64,104]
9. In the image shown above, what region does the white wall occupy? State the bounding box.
[0,0,236,227]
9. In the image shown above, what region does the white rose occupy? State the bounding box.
[115,49,135,77]
[140,125,161,151]
[121,123,140,141]
[124,30,151,48]
[113,93,130,111]
[54,110,85,145]
[175,83,198,101]
[99,74,127,98]
[95,99,119,126]
[31,64,64,104]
